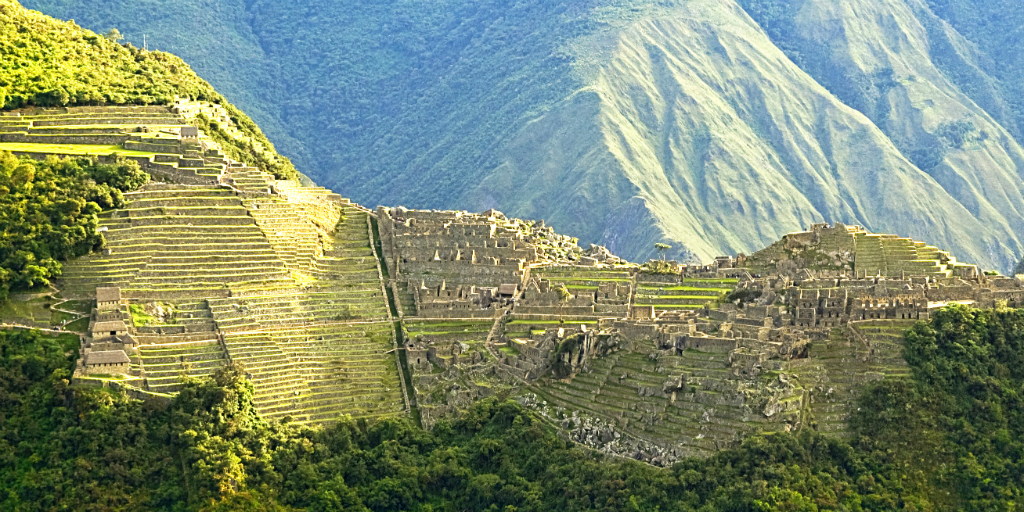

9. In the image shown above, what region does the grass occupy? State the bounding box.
[684,279,739,285]
[539,277,632,283]
[1,296,60,327]
[406,321,492,329]
[0,142,161,157]
[499,345,520,356]
[129,304,156,327]
[65,317,90,332]
[648,286,733,292]
[507,320,598,325]
[634,304,704,309]
[55,300,93,315]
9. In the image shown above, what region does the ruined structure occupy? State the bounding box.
[5,103,1019,464]
[378,214,1023,464]
[1,105,408,424]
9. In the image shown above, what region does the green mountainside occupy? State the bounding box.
[0,0,296,180]
[20,0,1024,271]
[2,1,1024,509]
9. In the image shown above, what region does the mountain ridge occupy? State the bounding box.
[17,0,1024,272]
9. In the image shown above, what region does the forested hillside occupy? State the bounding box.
[0,153,147,302]
[21,0,1024,271]
[0,0,297,180]
[3,305,1022,510]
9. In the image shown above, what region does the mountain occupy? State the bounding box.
[3,2,1024,509]
[20,0,1024,271]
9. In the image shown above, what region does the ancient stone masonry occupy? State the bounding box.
[74,287,144,388]
[381,216,1024,465]
[25,105,1024,464]
[17,105,410,423]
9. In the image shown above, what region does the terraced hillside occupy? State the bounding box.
[0,105,410,424]
[634,277,735,311]
[746,223,982,279]
[786,322,913,440]
[529,340,794,460]
[82,185,406,423]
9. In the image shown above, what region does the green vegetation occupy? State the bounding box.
[129,303,155,326]
[0,151,147,303]
[0,0,296,179]
[852,305,1024,510]
[3,304,1024,509]
[21,0,1024,271]
[0,294,65,327]
[0,142,161,157]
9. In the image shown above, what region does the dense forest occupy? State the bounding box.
[0,305,1020,510]
[0,152,147,303]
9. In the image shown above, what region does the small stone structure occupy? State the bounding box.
[96,286,121,310]
[82,350,131,375]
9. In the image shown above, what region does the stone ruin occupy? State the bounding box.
[75,287,139,378]
[382,217,1024,465]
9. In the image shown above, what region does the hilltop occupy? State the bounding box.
[0,0,296,180]
[1,2,1024,509]
[20,0,1024,273]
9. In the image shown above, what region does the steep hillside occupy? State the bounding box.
[0,0,296,180]
[21,0,1024,272]
[478,1,1023,271]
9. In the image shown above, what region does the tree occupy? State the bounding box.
[0,153,148,302]
[104,28,124,42]
[654,242,672,260]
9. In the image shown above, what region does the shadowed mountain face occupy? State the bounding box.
[21,0,1024,270]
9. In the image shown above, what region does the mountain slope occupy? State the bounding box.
[473,1,1021,268]
[22,0,1024,270]
[0,0,297,180]
[737,0,1024,269]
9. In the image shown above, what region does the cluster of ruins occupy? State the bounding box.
[377,212,1024,461]
[76,287,137,377]
[9,101,1023,460]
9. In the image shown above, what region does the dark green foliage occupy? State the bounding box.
[853,305,1024,510]
[902,306,1024,509]
[0,151,147,302]
[726,288,762,306]
[5,306,1024,510]
[0,0,297,180]
[936,120,980,149]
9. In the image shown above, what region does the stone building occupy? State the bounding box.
[96,287,121,310]
[82,350,131,375]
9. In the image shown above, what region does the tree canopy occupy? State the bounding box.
[0,152,147,302]
[2,304,1022,510]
